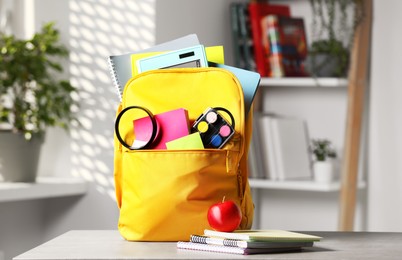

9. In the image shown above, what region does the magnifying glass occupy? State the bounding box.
[114,106,159,150]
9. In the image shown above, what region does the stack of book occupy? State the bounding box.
[230,1,309,77]
[230,2,256,72]
[261,14,309,78]
[255,114,312,181]
[247,2,290,77]
[249,113,313,180]
[177,229,321,255]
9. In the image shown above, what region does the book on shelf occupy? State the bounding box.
[261,15,308,77]
[258,113,279,180]
[189,234,314,249]
[261,15,284,77]
[203,229,321,242]
[230,3,255,71]
[248,2,290,77]
[230,2,241,68]
[248,116,267,179]
[177,241,302,255]
[258,114,312,181]
[270,116,312,180]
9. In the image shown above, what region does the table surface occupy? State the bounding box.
[14,230,402,260]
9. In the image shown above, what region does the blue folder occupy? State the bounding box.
[209,62,261,116]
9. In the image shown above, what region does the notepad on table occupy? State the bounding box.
[178,230,319,255]
[189,234,314,249]
[177,241,302,255]
[203,229,321,242]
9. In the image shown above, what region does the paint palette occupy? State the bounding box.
[192,107,235,149]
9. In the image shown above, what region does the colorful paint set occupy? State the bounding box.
[192,107,235,149]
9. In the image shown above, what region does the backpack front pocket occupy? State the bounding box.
[118,149,241,241]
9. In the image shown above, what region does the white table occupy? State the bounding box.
[14,230,402,259]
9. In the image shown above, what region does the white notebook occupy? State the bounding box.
[259,114,279,180]
[177,241,302,255]
[270,116,312,180]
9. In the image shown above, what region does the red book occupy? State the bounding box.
[263,15,308,77]
[248,2,290,77]
[261,15,285,77]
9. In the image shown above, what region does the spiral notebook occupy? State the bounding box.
[107,34,200,101]
[189,234,314,249]
[177,242,302,255]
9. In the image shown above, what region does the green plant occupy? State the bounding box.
[311,139,337,161]
[0,22,78,140]
[308,0,364,77]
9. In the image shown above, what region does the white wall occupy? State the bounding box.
[38,0,157,240]
[155,0,247,66]
[367,0,402,231]
[0,1,52,258]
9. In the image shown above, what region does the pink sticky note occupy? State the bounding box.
[131,115,159,149]
[133,108,190,149]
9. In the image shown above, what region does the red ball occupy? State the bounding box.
[207,199,242,232]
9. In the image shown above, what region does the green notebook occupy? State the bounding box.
[203,229,321,242]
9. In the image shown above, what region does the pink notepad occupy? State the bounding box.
[133,108,190,149]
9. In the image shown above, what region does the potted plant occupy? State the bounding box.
[307,0,364,77]
[311,138,337,183]
[0,22,78,182]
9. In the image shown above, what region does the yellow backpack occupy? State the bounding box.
[114,67,254,241]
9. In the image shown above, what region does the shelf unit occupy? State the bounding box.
[249,178,366,192]
[259,77,348,88]
[0,177,88,203]
[251,76,349,192]
[249,0,372,231]
[250,75,368,230]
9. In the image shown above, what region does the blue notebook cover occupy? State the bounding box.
[209,62,261,116]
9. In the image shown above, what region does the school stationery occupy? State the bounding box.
[130,45,225,77]
[177,241,302,255]
[166,132,204,150]
[189,234,314,249]
[107,34,200,101]
[114,106,157,150]
[203,229,322,242]
[192,107,235,149]
[115,108,190,150]
[136,45,208,73]
[209,62,261,116]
